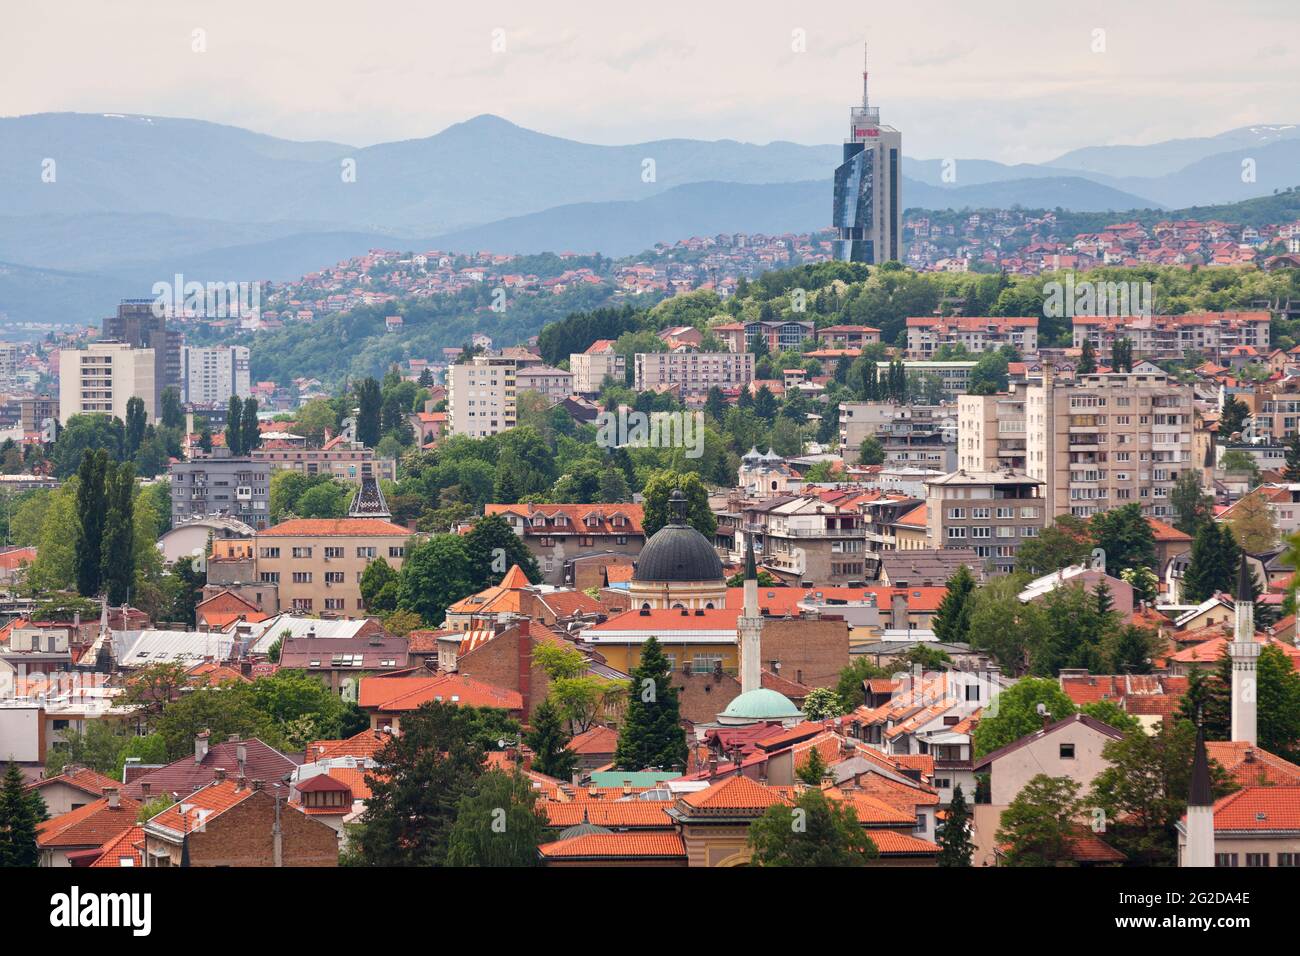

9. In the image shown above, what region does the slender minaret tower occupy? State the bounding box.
[1183,723,1216,867]
[737,535,763,695]
[1230,555,1260,746]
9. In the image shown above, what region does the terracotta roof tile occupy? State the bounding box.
[538,831,686,859]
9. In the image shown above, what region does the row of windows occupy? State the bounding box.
[259,546,404,559]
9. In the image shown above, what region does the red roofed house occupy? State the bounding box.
[359,670,524,731]
[484,503,645,585]
[37,788,141,867]
[122,733,299,802]
[27,764,124,816]
[1178,786,1300,867]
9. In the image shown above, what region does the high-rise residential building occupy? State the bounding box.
[958,391,1028,472]
[633,351,755,400]
[182,345,251,406]
[924,469,1046,575]
[102,299,184,409]
[0,344,19,388]
[515,364,574,403]
[570,340,626,394]
[447,353,518,438]
[58,342,157,424]
[1024,368,1196,520]
[833,44,903,264]
[169,453,272,529]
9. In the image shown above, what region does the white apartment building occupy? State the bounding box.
[58,342,157,425]
[570,340,626,394]
[633,351,755,400]
[906,316,1038,358]
[958,390,1028,472]
[447,354,518,438]
[514,364,574,403]
[182,345,251,405]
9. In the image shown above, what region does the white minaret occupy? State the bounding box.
[1230,556,1260,746]
[1183,725,1216,867]
[738,535,763,695]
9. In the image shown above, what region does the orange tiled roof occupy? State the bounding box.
[864,830,941,855]
[1206,742,1300,787]
[38,796,141,849]
[1207,786,1300,832]
[89,825,145,868]
[567,726,619,756]
[543,801,674,829]
[539,831,686,859]
[304,728,390,763]
[260,518,412,537]
[359,672,523,711]
[680,775,789,811]
[146,777,258,833]
[29,766,121,799]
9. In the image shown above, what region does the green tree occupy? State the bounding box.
[1257,643,1300,761]
[640,470,716,538]
[0,761,47,867]
[524,699,578,782]
[160,386,184,430]
[397,534,473,626]
[936,783,974,867]
[124,396,147,460]
[1014,515,1093,575]
[1285,431,1300,482]
[614,637,688,771]
[241,397,262,454]
[355,377,383,448]
[835,657,891,709]
[100,462,136,606]
[748,789,877,867]
[225,396,244,456]
[74,449,109,597]
[966,575,1049,674]
[463,513,541,591]
[1182,521,1238,603]
[1077,339,1097,374]
[802,687,844,721]
[932,564,976,644]
[795,746,829,785]
[360,558,401,614]
[1090,503,1156,575]
[28,482,80,591]
[348,702,487,866]
[856,435,885,466]
[1170,470,1214,537]
[996,774,1085,867]
[444,768,546,867]
[972,678,1076,758]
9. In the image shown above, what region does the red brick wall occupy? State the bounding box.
[187,790,339,867]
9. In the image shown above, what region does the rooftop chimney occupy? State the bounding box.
[140,782,151,798]
[105,787,120,810]
[237,743,248,779]
[213,767,227,781]
[194,730,211,764]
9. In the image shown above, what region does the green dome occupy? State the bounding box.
[718,688,803,724]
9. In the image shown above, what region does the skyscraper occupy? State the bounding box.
[833,43,903,264]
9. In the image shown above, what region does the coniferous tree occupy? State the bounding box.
[1285,432,1300,483]
[101,462,136,606]
[0,760,46,867]
[225,395,244,455]
[1078,339,1097,374]
[1176,661,1231,740]
[795,746,828,785]
[937,783,974,866]
[525,699,578,782]
[355,377,382,448]
[74,449,109,597]
[240,397,262,454]
[124,396,147,459]
[614,637,688,772]
[444,769,546,867]
[932,565,976,644]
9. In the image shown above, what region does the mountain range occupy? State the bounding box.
[0,113,1297,328]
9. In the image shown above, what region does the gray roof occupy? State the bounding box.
[115,630,236,667]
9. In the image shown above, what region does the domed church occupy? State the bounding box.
[627,490,728,610]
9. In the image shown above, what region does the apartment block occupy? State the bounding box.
[1025,369,1196,520]
[183,345,251,406]
[838,401,957,470]
[742,495,869,586]
[448,354,517,438]
[253,517,412,615]
[0,344,18,388]
[815,325,881,349]
[634,351,755,400]
[569,340,626,394]
[1072,311,1270,361]
[102,299,184,409]
[251,444,396,484]
[905,316,1038,358]
[515,364,574,403]
[924,469,1045,575]
[957,390,1028,472]
[57,342,157,424]
[875,361,976,400]
[712,321,813,354]
[484,503,646,585]
[170,454,272,529]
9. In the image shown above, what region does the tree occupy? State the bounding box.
[1225,491,1278,553]
[463,514,541,591]
[100,462,136,606]
[748,789,877,867]
[1181,521,1239,603]
[0,761,46,867]
[240,397,262,454]
[936,783,974,866]
[932,565,976,644]
[641,470,716,538]
[1088,720,1234,866]
[1077,339,1097,375]
[123,661,193,718]
[1220,395,1250,438]
[124,396,147,460]
[972,677,1076,758]
[397,534,473,626]
[1090,503,1156,575]
[526,699,579,782]
[856,435,885,466]
[835,656,891,710]
[1285,431,1300,482]
[1170,470,1214,537]
[74,449,109,597]
[160,386,184,430]
[996,774,1085,867]
[360,559,401,614]
[796,746,829,785]
[355,377,383,448]
[614,637,688,771]
[802,687,844,721]
[348,702,488,866]
[1256,643,1300,761]
[444,769,546,867]
[28,482,80,592]
[1176,661,1232,741]
[1014,515,1093,574]
[225,396,244,456]
[966,575,1049,674]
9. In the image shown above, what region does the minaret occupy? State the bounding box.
[1183,723,1215,867]
[1230,555,1260,745]
[737,535,763,695]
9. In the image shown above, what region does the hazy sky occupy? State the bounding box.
[2,0,1296,163]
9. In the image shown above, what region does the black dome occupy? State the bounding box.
[633,491,724,583]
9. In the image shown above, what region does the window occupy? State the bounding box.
[691,654,722,675]
[292,546,313,559]
[324,598,345,610]
[325,571,345,584]
[389,547,405,559]
[357,547,377,559]
[292,571,313,583]
[1215,853,1239,868]
[292,598,313,611]
[260,547,280,559]
[324,547,344,559]
[1246,853,1270,867]
[1059,743,1075,759]
[1279,854,1298,867]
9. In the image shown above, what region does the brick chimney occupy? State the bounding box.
[104,787,120,809]
[237,743,248,779]
[140,781,151,798]
[516,617,532,716]
[194,730,211,764]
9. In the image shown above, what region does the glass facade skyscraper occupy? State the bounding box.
[833,45,902,265]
